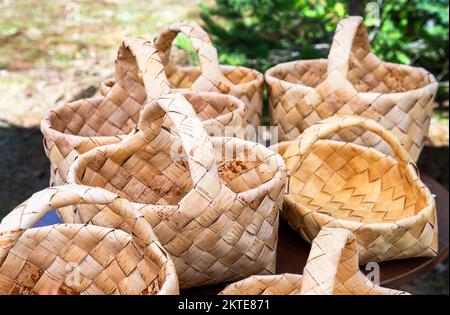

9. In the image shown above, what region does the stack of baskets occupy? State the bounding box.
[1,16,440,295]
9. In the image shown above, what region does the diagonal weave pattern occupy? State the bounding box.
[266,16,438,162]
[0,185,178,295]
[149,21,263,129]
[101,21,264,128]
[220,228,409,295]
[41,36,170,190]
[65,93,287,288]
[270,116,438,263]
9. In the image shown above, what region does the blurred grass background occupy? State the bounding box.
[0,0,448,294]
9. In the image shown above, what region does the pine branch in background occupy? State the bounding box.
[199,0,347,70]
[199,0,449,101]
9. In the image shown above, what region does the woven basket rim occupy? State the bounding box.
[2,223,177,295]
[264,58,438,96]
[99,65,264,98]
[274,138,436,227]
[101,65,264,96]
[169,64,264,86]
[41,96,125,142]
[0,184,179,295]
[41,90,248,142]
[68,135,287,204]
[283,191,435,229]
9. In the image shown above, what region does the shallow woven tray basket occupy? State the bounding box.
[220,228,409,295]
[65,93,286,288]
[0,185,178,295]
[100,21,264,131]
[266,16,438,162]
[270,116,438,264]
[41,36,248,223]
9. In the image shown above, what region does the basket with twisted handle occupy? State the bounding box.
[220,228,409,295]
[65,93,286,288]
[270,115,438,264]
[41,35,248,223]
[266,16,438,162]
[100,21,264,130]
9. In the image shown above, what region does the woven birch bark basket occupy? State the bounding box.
[270,116,438,264]
[65,93,286,288]
[220,228,409,295]
[100,21,264,130]
[0,185,178,295]
[41,36,248,223]
[266,16,438,162]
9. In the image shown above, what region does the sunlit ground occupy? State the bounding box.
[0,0,201,125]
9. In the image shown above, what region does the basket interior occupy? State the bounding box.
[183,92,240,121]
[49,93,240,138]
[287,140,428,223]
[167,65,260,89]
[270,59,432,93]
[76,138,279,205]
[1,225,167,295]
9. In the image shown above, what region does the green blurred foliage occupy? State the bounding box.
[199,0,449,85]
[369,0,449,83]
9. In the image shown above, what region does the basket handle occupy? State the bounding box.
[301,228,359,294]
[154,21,231,93]
[327,16,381,78]
[137,93,220,186]
[113,36,171,102]
[0,185,161,265]
[284,116,416,176]
[301,228,405,295]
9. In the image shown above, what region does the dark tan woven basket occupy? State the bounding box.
[266,16,438,162]
[220,228,409,295]
[270,116,438,264]
[66,93,287,289]
[0,185,178,295]
[100,21,264,130]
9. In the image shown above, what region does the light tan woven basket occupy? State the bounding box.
[42,36,248,189]
[100,21,264,129]
[220,228,409,295]
[0,185,178,295]
[65,93,286,288]
[266,16,438,162]
[270,116,438,264]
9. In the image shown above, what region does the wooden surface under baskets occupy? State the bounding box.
[65,93,287,288]
[266,16,438,162]
[219,228,409,295]
[0,185,178,295]
[270,115,438,264]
